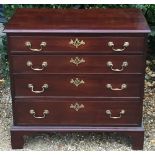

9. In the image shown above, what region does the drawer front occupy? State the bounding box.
[11,55,144,74]
[14,74,143,98]
[13,100,142,126]
[9,36,144,53]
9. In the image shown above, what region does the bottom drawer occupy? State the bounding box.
[13,100,142,126]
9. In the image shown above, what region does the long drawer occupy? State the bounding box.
[13,74,143,98]
[13,100,142,126]
[9,36,145,53]
[11,55,144,74]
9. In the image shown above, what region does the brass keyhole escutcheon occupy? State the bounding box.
[70,78,85,87]
[69,38,85,48]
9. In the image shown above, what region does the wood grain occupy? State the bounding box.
[11,55,144,74]
[5,8,150,150]
[4,8,150,33]
[8,36,145,53]
[13,74,143,98]
[13,100,142,126]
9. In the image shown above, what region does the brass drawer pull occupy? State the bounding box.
[106,109,125,119]
[70,57,85,66]
[28,83,48,94]
[106,84,127,91]
[70,78,85,87]
[25,41,47,52]
[29,109,49,119]
[70,102,84,111]
[69,38,85,48]
[26,61,47,71]
[107,61,128,72]
[108,41,129,52]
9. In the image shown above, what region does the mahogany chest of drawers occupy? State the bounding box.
[4,8,150,150]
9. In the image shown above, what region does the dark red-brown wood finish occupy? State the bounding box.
[8,36,145,53]
[11,55,144,74]
[4,8,150,150]
[13,100,142,126]
[4,8,150,33]
[13,74,143,98]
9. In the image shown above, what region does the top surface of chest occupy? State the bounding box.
[4,8,150,33]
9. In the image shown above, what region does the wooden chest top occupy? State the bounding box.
[4,8,150,33]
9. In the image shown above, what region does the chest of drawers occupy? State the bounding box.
[4,8,150,150]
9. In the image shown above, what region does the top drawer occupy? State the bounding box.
[8,36,145,54]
